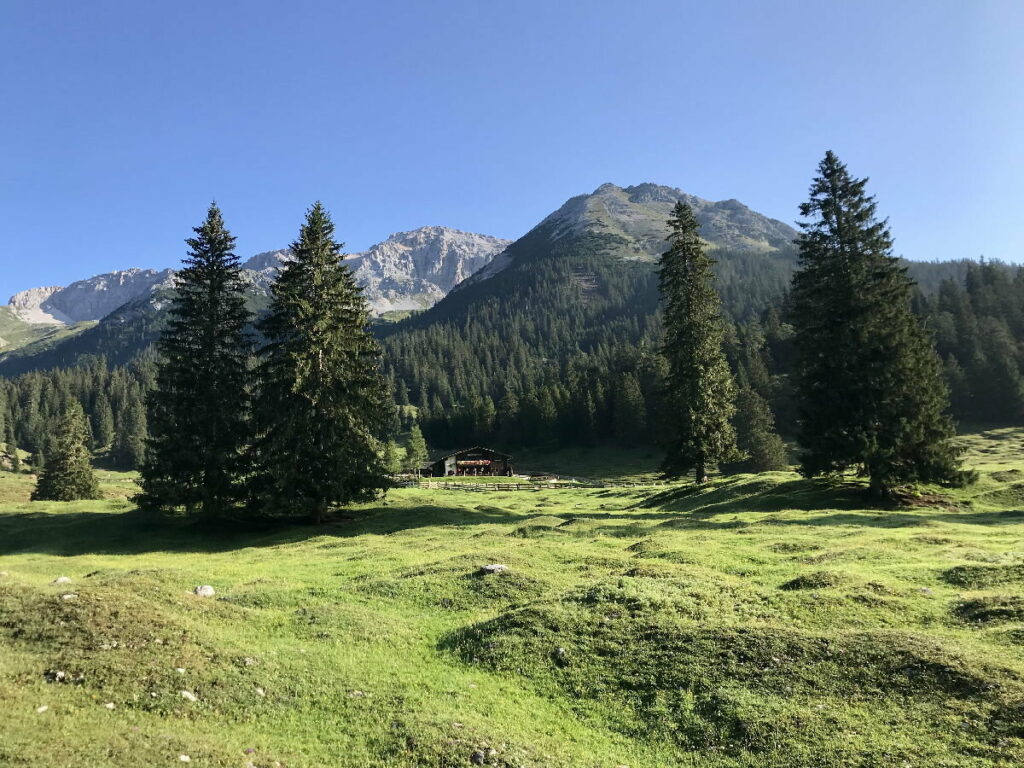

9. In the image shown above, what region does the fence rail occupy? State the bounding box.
[391,479,665,492]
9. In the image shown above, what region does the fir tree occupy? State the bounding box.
[137,204,253,516]
[4,418,18,473]
[732,383,788,472]
[658,201,740,482]
[404,423,429,472]
[113,390,147,470]
[253,202,391,522]
[383,440,404,475]
[31,402,100,501]
[92,392,115,448]
[789,151,972,495]
[612,372,647,446]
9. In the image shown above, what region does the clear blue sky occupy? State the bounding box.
[2,0,1021,295]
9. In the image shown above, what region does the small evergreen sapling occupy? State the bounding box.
[31,402,100,501]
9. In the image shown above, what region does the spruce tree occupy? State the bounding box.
[92,392,115,449]
[137,203,252,516]
[732,383,788,472]
[31,402,100,501]
[253,202,391,522]
[789,151,972,495]
[658,201,740,482]
[6,420,20,472]
[113,390,147,470]
[613,372,647,446]
[404,424,429,472]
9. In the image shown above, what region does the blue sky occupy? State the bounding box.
[2,0,1021,295]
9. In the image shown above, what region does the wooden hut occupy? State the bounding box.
[425,447,515,477]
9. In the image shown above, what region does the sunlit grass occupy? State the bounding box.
[0,431,1022,766]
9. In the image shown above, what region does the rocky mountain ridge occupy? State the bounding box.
[5,226,511,327]
[466,182,797,286]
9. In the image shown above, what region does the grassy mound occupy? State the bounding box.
[955,596,1024,624]
[943,564,1024,588]
[780,570,847,590]
[357,555,548,610]
[447,580,1024,764]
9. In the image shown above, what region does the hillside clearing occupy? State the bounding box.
[1,431,1023,766]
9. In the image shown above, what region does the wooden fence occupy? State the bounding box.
[391,478,664,492]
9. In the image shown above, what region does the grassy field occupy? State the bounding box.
[0,307,93,356]
[2,431,1024,766]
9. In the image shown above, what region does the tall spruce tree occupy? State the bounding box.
[253,202,391,522]
[658,201,740,482]
[137,204,252,516]
[31,402,100,501]
[789,151,971,495]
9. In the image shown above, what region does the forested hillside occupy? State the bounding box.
[0,181,1020,468]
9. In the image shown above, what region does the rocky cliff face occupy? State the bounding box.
[240,227,511,314]
[8,269,176,325]
[346,226,511,313]
[6,227,510,328]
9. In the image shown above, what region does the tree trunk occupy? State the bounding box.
[695,462,708,484]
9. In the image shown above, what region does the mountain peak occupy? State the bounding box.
[538,181,794,255]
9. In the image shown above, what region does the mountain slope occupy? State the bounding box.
[466,182,797,286]
[378,183,805,449]
[0,226,509,371]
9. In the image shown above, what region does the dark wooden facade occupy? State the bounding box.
[425,447,515,477]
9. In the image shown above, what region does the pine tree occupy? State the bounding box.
[612,372,647,446]
[31,402,100,501]
[404,423,429,472]
[137,204,253,516]
[92,392,115,449]
[732,383,788,472]
[6,420,20,472]
[789,151,972,496]
[253,202,391,522]
[113,390,147,470]
[383,440,404,475]
[658,201,740,482]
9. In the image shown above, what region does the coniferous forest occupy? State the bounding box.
[1,153,1023,501]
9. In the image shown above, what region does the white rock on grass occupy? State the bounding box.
[179,756,191,763]
[103,702,115,710]
[193,585,215,597]
[179,690,198,702]
[175,667,186,674]
[52,576,71,584]
[479,564,508,575]
[35,705,48,714]
[60,593,78,601]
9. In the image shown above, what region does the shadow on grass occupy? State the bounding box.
[0,503,526,557]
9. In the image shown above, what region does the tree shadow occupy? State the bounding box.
[0,503,527,557]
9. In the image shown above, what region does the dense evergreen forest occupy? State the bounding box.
[1,256,1021,472]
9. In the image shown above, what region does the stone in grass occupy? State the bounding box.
[60,593,78,601]
[179,756,191,763]
[52,576,71,584]
[193,585,215,597]
[479,564,509,575]
[103,702,115,710]
[179,690,198,702]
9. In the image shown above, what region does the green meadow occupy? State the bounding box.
[2,431,1024,767]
